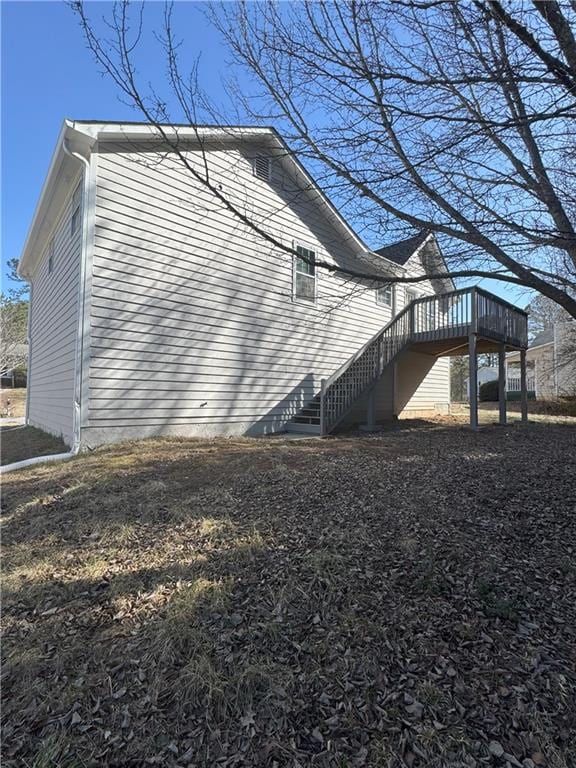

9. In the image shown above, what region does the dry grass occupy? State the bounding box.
[449,399,576,422]
[1,425,68,466]
[2,423,575,767]
[0,387,27,418]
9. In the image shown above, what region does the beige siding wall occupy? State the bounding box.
[84,142,406,443]
[395,249,451,415]
[555,322,576,396]
[28,177,83,444]
[396,354,450,415]
[534,345,556,399]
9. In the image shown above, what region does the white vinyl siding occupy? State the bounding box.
[84,141,400,443]
[70,181,82,236]
[27,177,83,444]
[47,238,55,274]
[396,248,451,414]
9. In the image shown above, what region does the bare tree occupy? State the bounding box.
[72,0,576,316]
[1,258,28,378]
[0,302,28,377]
[525,292,576,394]
[527,292,571,336]
[215,0,576,314]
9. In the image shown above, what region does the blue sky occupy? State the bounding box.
[1,0,227,293]
[1,1,530,306]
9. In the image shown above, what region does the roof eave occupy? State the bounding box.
[18,120,97,279]
[18,120,379,279]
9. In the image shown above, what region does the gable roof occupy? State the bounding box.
[530,328,554,348]
[18,120,406,280]
[375,231,431,265]
[376,230,455,293]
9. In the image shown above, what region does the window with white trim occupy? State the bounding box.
[293,244,316,303]
[71,181,82,236]
[253,156,271,181]
[376,284,394,309]
[47,238,55,274]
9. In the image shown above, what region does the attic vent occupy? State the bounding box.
[253,156,271,181]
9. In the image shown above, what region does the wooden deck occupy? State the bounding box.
[320,287,528,433]
[287,287,529,434]
[407,287,528,353]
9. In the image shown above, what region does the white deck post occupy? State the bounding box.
[468,333,478,429]
[498,342,507,426]
[520,349,528,423]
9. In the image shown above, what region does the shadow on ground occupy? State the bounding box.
[2,424,576,767]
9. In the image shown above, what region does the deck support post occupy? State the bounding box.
[366,388,376,431]
[498,342,507,426]
[392,361,398,418]
[320,378,326,437]
[468,333,478,430]
[520,349,529,424]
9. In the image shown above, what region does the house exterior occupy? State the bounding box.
[18,121,525,448]
[507,323,576,398]
[463,364,536,400]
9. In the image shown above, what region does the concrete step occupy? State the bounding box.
[301,407,320,417]
[293,415,321,425]
[285,422,321,434]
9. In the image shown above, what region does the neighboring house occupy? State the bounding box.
[463,364,536,399]
[18,121,527,447]
[507,323,576,398]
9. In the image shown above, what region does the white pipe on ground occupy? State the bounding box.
[0,451,77,475]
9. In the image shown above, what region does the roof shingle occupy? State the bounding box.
[374,231,430,265]
[530,328,554,348]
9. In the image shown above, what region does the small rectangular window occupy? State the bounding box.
[253,156,271,181]
[71,181,82,236]
[294,244,316,303]
[47,238,55,274]
[376,284,394,309]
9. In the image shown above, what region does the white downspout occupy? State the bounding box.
[62,138,91,455]
[1,140,91,475]
[25,282,33,424]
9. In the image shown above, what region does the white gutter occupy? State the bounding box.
[2,141,92,475]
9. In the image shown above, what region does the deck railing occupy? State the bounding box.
[507,374,535,392]
[320,287,527,434]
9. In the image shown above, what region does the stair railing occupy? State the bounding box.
[319,287,527,435]
[320,302,414,435]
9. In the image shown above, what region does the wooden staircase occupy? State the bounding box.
[285,394,322,433]
[285,287,528,437]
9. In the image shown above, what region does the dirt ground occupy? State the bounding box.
[2,422,575,767]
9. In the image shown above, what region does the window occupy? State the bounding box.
[376,284,394,309]
[293,244,316,303]
[71,181,82,236]
[47,238,55,274]
[253,156,271,181]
